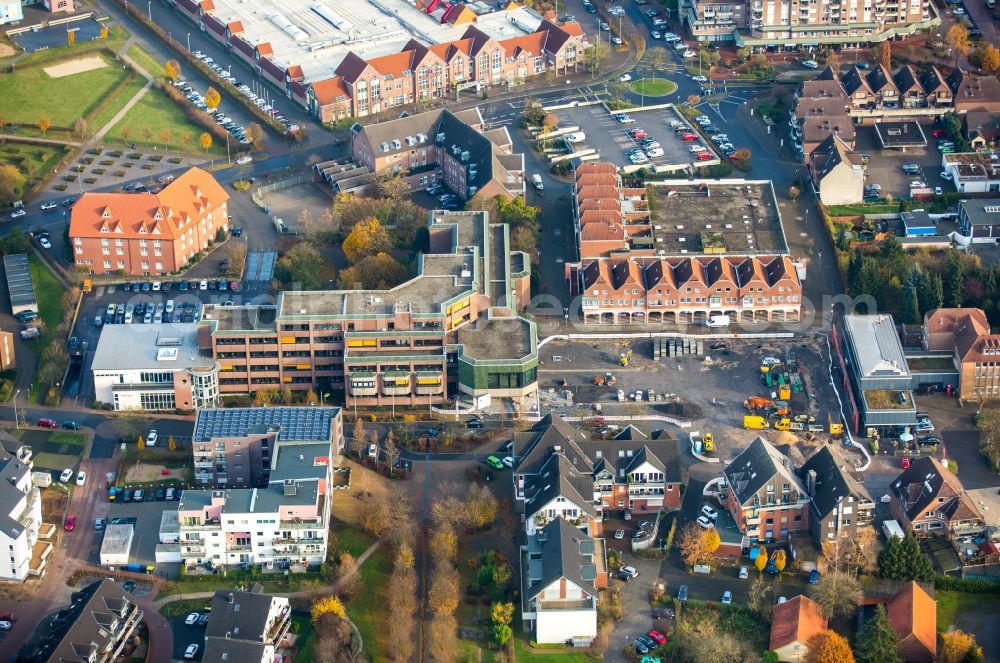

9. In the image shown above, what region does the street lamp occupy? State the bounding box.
[147,1,152,21]
[187,33,191,52]
[13,389,20,430]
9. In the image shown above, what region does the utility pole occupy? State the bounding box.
[13,389,20,430]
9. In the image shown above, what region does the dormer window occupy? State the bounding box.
[102,208,111,218]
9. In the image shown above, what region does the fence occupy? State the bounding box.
[251,173,311,235]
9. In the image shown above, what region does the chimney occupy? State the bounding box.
[807,469,817,497]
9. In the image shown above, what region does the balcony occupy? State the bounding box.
[267,608,293,645]
[181,518,221,531]
[28,540,52,576]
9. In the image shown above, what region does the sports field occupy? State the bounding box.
[0,53,128,128]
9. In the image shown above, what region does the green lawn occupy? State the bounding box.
[936,591,1000,631]
[28,254,67,403]
[292,615,315,663]
[158,597,214,618]
[512,639,593,662]
[0,53,129,128]
[343,539,391,663]
[106,86,224,154]
[31,451,80,472]
[0,142,69,185]
[335,523,376,558]
[89,74,146,133]
[826,203,900,216]
[458,639,497,663]
[630,78,678,96]
[126,44,163,80]
[48,431,86,445]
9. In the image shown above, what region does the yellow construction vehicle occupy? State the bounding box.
[828,413,844,437]
[774,418,791,431]
[619,349,633,367]
[778,384,791,401]
[704,433,714,452]
[743,415,770,430]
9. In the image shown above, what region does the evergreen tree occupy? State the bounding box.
[918,272,943,315]
[945,252,967,308]
[848,249,865,295]
[877,532,934,581]
[902,286,920,324]
[856,605,901,663]
[879,235,905,274]
[982,266,998,302]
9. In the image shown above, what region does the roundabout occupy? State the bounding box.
[629,78,678,96]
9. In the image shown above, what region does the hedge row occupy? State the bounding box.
[934,575,1000,593]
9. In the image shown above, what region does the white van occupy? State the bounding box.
[706,314,731,328]
[565,132,586,143]
[235,155,252,166]
[531,174,544,191]
[802,60,819,69]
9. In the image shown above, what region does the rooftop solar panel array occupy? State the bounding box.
[193,407,337,442]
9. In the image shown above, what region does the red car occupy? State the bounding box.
[0,613,15,623]
[63,516,76,531]
[682,133,698,141]
[696,151,713,160]
[631,129,648,140]
[931,129,946,138]
[37,418,57,429]
[901,456,911,469]
[648,629,667,645]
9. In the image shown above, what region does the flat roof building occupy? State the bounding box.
[957,198,1000,244]
[833,314,917,434]
[201,210,539,410]
[874,121,927,149]
[100,523,134,567]
[2,253,36,316]
[91,323,220,412]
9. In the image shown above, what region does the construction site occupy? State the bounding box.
[536,334,860,469]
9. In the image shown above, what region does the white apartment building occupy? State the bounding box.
[0,435,48,582]
[682,0,939,46]
[178,407,341,570]
[941,152,1000,194]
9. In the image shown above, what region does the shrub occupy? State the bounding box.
[934,576,1000,593]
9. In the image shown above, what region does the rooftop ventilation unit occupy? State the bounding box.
[268,13,309,44]
[309,2,349,30]
[379,142,390,152]
[436,132,446,143]
[417,133,428,143]
[460,151,470,162]
[390,139,401,149]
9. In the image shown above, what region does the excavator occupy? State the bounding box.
[744,396,776,412]
[619,349,633,367]
[593,373,617,387]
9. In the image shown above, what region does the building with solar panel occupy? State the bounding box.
[177,406,342,571]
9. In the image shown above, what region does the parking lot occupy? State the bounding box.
[104,499,180,570]
[68,280,270,403]
[168,612,207,661]
[855,125,953,200]
[553,103,719,170]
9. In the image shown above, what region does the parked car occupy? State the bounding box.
[614,529,625,540]
[63,516,76,531]
[37,418,58,429]
[185,613,200,626]
[721,590,733,605]
[648,630,667,645]
[620,565,639,579]
[901,456,911,469]
[146,430,158,446]
[62,420,80,430]
[809,570,820,584]
[678,585,688,601]
[701,504,719,520]
[95,518,105,531]
[696,515,714,528]
[486,455,504,470]
[59,468,74,483]
[75,471,86,486]
[185,644,199,659]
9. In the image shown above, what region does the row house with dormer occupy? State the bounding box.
[889,456,986,543]
[572,255,801,325]
[513,416,682,536]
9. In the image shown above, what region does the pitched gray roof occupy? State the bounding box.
[0,447,31,541]
[843,314,910,378]
[724,437,805,506]
[799,446,869,520]
[41,579,136,663]
[523,518,598,601]
[206,586,278,641]
[523,454,597,520]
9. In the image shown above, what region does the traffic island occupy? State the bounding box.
[629,78,678,96]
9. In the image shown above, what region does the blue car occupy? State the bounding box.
[809,570,820,584]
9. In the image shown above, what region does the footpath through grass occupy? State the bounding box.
[342,535,391,663]
[0,52,128,128]
[89,75,147,133]
[107,86,225,155]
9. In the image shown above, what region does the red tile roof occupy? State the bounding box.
[69,167,229,241]
[769,596,828,651]
[886,582,936,662]
[256,43,273,57]
[310,77,350,105]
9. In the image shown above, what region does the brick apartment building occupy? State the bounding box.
[350,106,524,201]
[567,162,802,325]
[200,210,539,409]
[69,167,230,276]
[682,0,938,47]
[889,456,986,543]
[724,437,811,543]
[179,407,343,570]
[922,307,1000,401]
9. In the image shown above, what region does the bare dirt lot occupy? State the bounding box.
[538,335,858,467]
[331,458,391,526]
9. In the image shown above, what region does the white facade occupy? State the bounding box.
[0,1,23,25]
[178,482,332,570]
[0,463,43,582]
[526,496,590,535]
[100,523,134,567]
[941,153,1000,194]
[523,578,598,644]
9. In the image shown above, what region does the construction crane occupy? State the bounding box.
[744,396,776,412]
